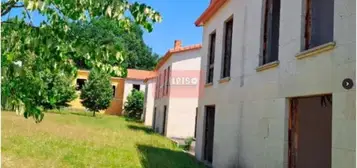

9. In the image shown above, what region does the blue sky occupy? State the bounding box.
[4,0,209,56]
[138,0,209,56]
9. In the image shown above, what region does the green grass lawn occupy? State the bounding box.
[2,111,205,168]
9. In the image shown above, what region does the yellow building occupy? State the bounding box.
[69,69,154,115]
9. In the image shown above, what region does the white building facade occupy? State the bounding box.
[195,0,355,167]
[149,40,202,139]
[123,69,154,109]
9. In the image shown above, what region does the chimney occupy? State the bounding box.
[174,40,182,49]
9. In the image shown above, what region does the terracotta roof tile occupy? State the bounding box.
[127,69,156,80]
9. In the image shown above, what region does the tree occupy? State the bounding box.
[1,0,161,122]
[80,70,113,117]
[124,89,144,120]
[71,18,159,71]
[40,73,77,111]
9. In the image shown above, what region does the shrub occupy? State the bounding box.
[80,70,113,117]
[124,89,144,120]
[183,137,195,151]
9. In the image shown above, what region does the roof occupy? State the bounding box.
[127,69,156,80]
[154,44,202,71]
[77,69,123,82]
[143,75,156,83]
[195,0,229,26]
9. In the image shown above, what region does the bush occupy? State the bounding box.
[183,137,194,151]
[124,89,144,120]
[80,70,113,117]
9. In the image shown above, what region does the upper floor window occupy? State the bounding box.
[302,0,334,50]
[260,0,280,65]
[163,69,167,96]
[166,66,171,95]
[206,31,216,84]
[221,17,233,78]
[159,72,163,97]
[155,77,159,99]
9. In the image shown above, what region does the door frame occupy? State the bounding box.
[162,105,167,135]
[152,107,157,131]
[288,93,332,168]
[203,105,215,163]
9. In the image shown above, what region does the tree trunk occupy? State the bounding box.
[93,111,96,117]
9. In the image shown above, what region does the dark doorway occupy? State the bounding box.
[152,107,157,131]
[289,95,332,168]
[162,106,167,136]
[204,105,215,163]
[194,107,198,139]
[112,85,116,97]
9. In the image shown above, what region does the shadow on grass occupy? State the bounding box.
[127,125,155,134]
[136,144,206,168]
[45,110,102,118]
[124,117,144,123]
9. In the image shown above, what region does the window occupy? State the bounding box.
[163,69,167,96]
[155,77,159,99]
[159,72,162,97]
[221,17,233,78]
[302,0,334,50]
[166,66,171,95]
[206,32,216,84]
[76,79,86,90]
[112,85,116,97]
[133,84,140,91]
[260,0,280,65]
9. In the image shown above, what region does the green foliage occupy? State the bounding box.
[117,22,159,70]
[3,112,206,168]
[40,74,77,110]
[179,137,195,151]
[124,89,144,120]
[1,0,161,122]
[71,18,159,72]
[80,70,113,117]
[1,51,77,122]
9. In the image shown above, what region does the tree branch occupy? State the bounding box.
[23,6,33,25]
[1,1,24,16]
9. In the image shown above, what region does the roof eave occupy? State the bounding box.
[194,0,229,27]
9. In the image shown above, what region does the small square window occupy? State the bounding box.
[133,84,140,91]
[76,79,86,90]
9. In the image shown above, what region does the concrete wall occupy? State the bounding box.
[153,54,174,133]
[166,50,201,138]
[143,79,155,126]
[195,0,356,167]
[122,79,146,110]
[153,49,201,138]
